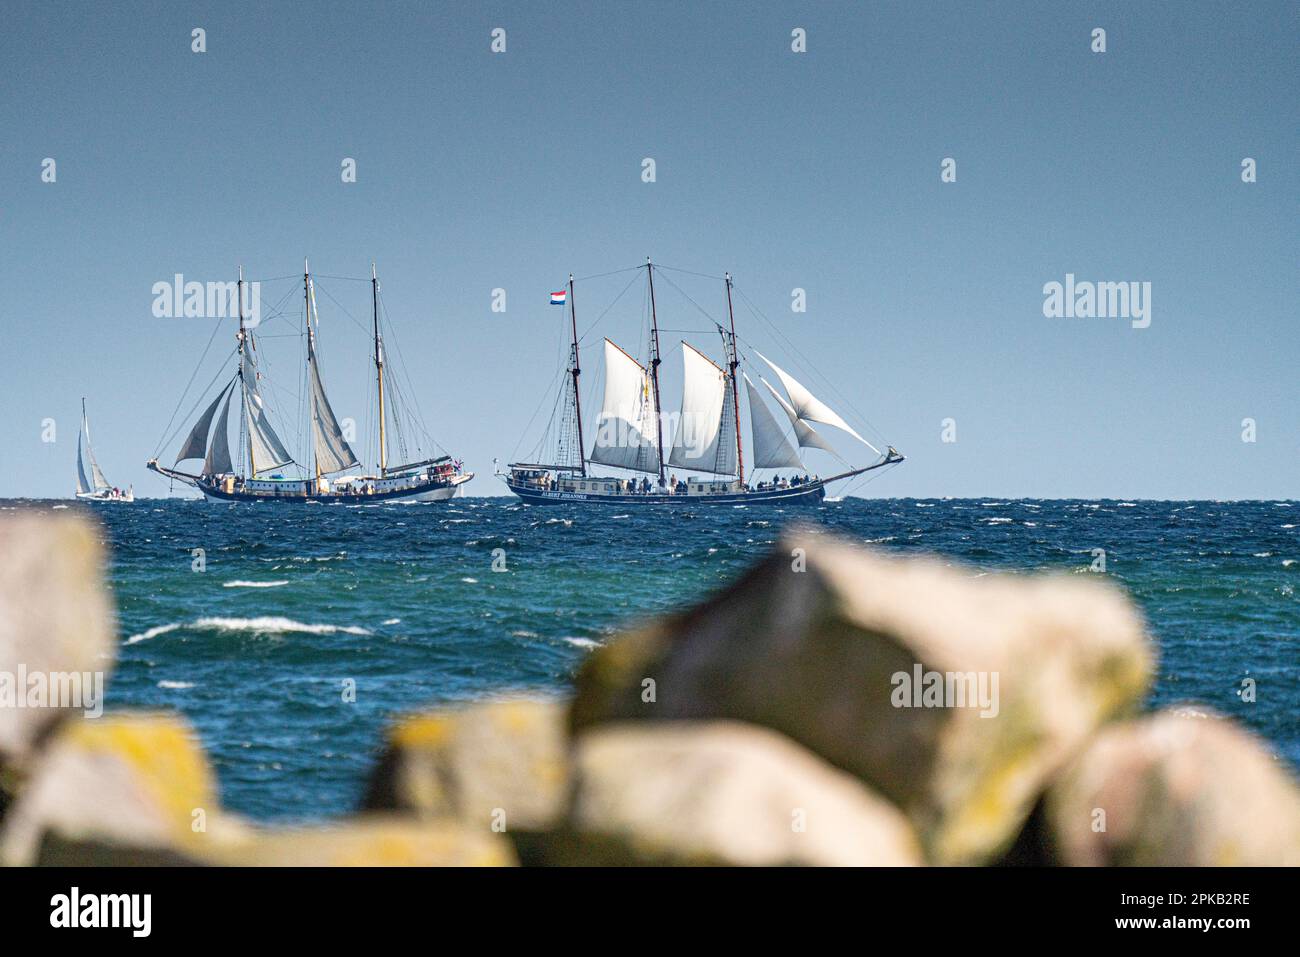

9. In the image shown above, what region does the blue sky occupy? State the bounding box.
[1,0,1295,499]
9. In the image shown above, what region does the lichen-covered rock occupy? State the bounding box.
[207,815,516,867]
[557,721,921,866]
[0,713,217,866]
[362,698,568,832]
[1043,709,1300,866]
[571,529,1153,864]
[0,515,116,766]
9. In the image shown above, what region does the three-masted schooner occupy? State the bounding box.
[148,263,472,503]
[75,399,133,503]
[501,261,903,505]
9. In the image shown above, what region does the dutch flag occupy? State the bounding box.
[550,290,567,305]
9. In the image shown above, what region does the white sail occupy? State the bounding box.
[307,340,359,474]
[743,374,802,469]
[241,348,294,474]
[76,432,91,494]
[755,351,880,454]
[761,377,839,454]
[668,342,736,475]
[588,338,660,474]
[80,409,111,491]
[203,388,235,475]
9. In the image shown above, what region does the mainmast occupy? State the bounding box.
[304,259,319,483]
[371,262,387,475]
[237,264,254,478]
[725,272,744,486]
[646,258,666,484]
[569,273,586,477]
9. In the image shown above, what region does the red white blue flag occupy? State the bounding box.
[550,290,567,305]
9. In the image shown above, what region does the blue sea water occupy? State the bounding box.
[15,496,1300,822]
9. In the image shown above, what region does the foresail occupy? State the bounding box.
[743,374,802,469]
[755,351,879,454]
[308,346,359,474]
[668,342,736,475]
[176,382,232,464]
[203,388,235,475]
[82,418,110,490]
[588,338,660,474]
[761,377,838,454]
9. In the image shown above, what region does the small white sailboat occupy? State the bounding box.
[75,399,134,503]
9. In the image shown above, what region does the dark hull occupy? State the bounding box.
[505,479,826,506]
[145,462,471,503]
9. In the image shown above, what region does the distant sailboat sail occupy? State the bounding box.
[668,342,737,475]
[588,338,660,474]
[82,411,110,491]
[76,429,92,494]
[755,351,879,455]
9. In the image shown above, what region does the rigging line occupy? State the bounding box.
[652,269,722,328]
[838,461,896,500]
[151,315,228,457]
[314,280,373,337]
[571,264,644,283]
[652,263,727,281]
[245,274,303,284]
[312,274,370,282]
[510,361,568,462]
[732,284,890,447]
[377,289,445,455]
[576,269,643,343]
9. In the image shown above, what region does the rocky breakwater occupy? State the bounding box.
[3,513,1297,866]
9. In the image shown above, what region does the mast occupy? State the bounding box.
[569,273,586,477]
[645,258,666,484]
[371,262,387,475]
[238,265,254,478]
[725,272,744,485]
[305,259,319,483]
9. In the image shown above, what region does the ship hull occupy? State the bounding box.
[192,473,473,504]
[75,492,135,504]
[504,478,825,506]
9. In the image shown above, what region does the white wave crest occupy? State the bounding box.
[126,616,370,644]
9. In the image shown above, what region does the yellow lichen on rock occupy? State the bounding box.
[0,712,217,866]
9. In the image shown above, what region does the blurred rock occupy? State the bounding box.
[0,515,116,767]
[556,721,921,866]
[1043,709,1300,866]
[207,815,516,866]
[362,698,568,832]
[0,713,216,866]
[571,529,1153,864]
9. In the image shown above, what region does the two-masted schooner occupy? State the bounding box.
[148,263,472,503]
[75,399,133,503]
[501,260,903,505]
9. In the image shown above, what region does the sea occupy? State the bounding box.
[15,496,1300,822]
